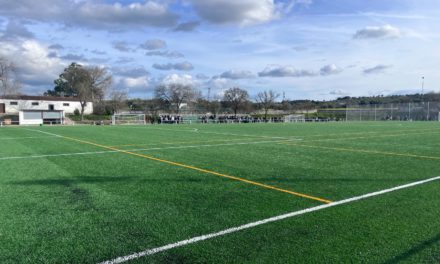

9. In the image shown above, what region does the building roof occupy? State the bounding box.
[0,95,86,102]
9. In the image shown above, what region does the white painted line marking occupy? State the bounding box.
[0,136,58,140]
[0,150,115,160]
[98,175,440,264]
[0,140,286,161]
[24,128,62,137]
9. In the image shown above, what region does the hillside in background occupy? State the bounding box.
[285,93,440,111]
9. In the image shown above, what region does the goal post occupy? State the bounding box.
[284,114,305,123]
[112,113,146,125]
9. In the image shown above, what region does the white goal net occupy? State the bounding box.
[112,114,146,125]
[284,114,305,123]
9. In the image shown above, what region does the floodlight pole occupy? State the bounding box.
[374,105,377,121]
[427,101,430,121]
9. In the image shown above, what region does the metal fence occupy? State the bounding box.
[346,102,440,121]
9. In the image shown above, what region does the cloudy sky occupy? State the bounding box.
[0,0,439,100]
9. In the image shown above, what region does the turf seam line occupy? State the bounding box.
[0,140,289,161]
[284,143,440,161]
[128,126,304,141]
[123,125,439,142]
[97,175,440,264]
[299,128,440,139]
[303,130,440,143]
[26,129,331,204]
[110,137,271,148]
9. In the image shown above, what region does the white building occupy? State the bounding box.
[0,95,93,115]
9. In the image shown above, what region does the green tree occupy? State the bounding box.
[49,63,112,120]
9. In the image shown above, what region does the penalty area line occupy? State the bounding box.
[98,175,440,264]
[24,128,330,203]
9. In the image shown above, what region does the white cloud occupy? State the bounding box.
[173,21,200,32]
[1,20,34,40]
[363,64,393,74]
[153,62,194,71]
[120,76,149,90]
[140,39,167,50]
[162,73,198,86]
[353,25,401,39]
[0,39,64,89]
[259,64,344,78]
[189,0,311,26]
[0,0,178,30]
[320,64,343,76]
[60,53,88,62]
[48,44,64,50]
[219,69,256,79]
[258,65,317,77]
[190,0,278,26]
[113,41,132,52]
[145,50,184,59]
[208,77,232,90]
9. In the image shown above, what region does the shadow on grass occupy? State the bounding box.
[9,176,133,186]
[383,232,440,264]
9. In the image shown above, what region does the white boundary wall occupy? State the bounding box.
[0,98,92,115]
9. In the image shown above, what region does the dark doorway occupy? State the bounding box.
[48,104,55,111]
[0,103,5,114]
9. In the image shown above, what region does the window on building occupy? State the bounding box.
[10,102,18,105]
[63,103,70,107]
[32,102,39,106]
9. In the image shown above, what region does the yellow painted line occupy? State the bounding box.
[59,135,332,204]
[283,142,440,161]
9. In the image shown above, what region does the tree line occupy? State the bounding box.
[42,62,281,120]
[2,58,440,121]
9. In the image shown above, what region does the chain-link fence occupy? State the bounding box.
[346,102,440,121]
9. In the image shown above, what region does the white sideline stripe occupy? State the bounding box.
[24,128,62,137]
[0,140,285,161]
[98,175,440,264]
[0,136,58,140]
[0,150,115,160]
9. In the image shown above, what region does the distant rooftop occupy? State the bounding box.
[0,95,83,102]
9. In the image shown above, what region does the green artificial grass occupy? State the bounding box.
[0,122,439,263]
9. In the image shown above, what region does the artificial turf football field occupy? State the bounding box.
[0,122,439,263]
